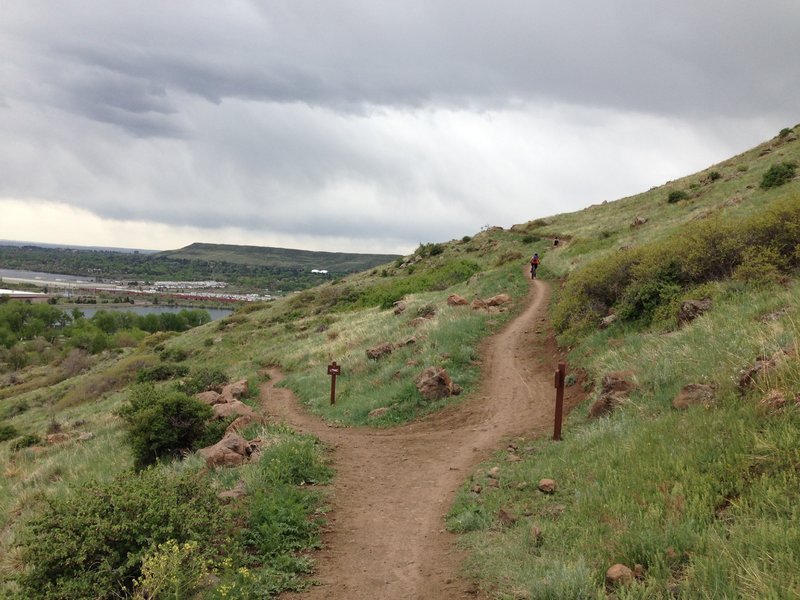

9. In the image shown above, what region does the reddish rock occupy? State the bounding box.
[605,564,634,588]
[416,367,461,401]
[678,299,712,325]
[672,383,716,410]
[631,216,648,227]
[368,407,390,419]
[447,294,468,306]
[589,372,637,418]
[471,298,489,311]
[538,478,557,494]
[470,483,482,494]
[738,356,776,391]
[487,478,500,488]
[225,414,261,434]
[393,300,407,315]
[487,466,501,479]
[213,400,257,420]
[367,343,395,361]
[588,391,627,418]
[196,390,224,405]
[497,508,518,526]
[198,433,250,468]
[221,379,249,402]
[46,433,71,445]
[487,293,511,306]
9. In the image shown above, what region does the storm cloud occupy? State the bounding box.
[1,1,797,253]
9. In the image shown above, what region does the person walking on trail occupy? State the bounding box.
[529,253,540,279]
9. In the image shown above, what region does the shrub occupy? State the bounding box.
[159,347,190,362]
[667,190,689,203]
[134,539,208,600]
[15,468,226,600]
[760,161,797,189]
[708,170,722,181]
[0,422,18,442]
[9,434,40,452]
[119,385,213,469]
[135,363,190,383]
[179,367,228,394]
[778,127,793,138]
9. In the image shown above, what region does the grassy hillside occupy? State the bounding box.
[1,124,798,597]
[157,242,399,272]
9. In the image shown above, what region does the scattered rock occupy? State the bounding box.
[225,414,261,434]
[213,400,257,420]
[221,379,249,402]
[447,294,468,306]
[672,383,716,410]
[46,433,71,445]
[487,466,501,479]
[470,483,482,494]
[631,216,648,227]
[368,407,390,419]
[678,299,713,325]
[538,478,557,494]
[497,508,518,526]
[599,314,617,329]
[76,432,94,442]
[393,301,407,315]
[471,298,488,311]
[367,343,395,361]
[486,294,511,307]
[760,390,788,411]
[218,479,247,502]
[588,392,628,418]
[487,478,500,488]
[198,432,250,468]
[196,390,224,406]
[415,367,461,400]
[589,372,637,419]
[605,564,634,588]
[738,355,779,391]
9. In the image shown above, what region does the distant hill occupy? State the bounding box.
[157,242,400,272]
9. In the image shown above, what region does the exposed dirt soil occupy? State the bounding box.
[264,276,584,599]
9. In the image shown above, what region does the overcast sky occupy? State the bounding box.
[1,1,797,254]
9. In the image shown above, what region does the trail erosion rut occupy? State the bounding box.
[264,278,564,599]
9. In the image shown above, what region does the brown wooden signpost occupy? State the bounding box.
[327,361,341,405]
[553,362,566,441]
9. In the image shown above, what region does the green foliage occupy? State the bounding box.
[135,362,190,383]
[352,259,481,310]
[554,195,800,338]
[119,385,213,469]
[0,422,18,442]
[708,170,722,181]
[760,161,797,189]
[779,127,793,138]
[179,366,228,394]
[133,539,208,600]
[667,189,689,203]
[9,434,40,451]
[257,436,333,486]
[15,468,226,600]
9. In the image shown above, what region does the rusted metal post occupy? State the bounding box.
[553,362,566,441]
[327,361,341,405]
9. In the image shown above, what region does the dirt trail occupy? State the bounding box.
[264,277,571,599]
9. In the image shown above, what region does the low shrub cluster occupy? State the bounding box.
[135,362,189,383]
[760,161,797,190]
[118,385,212,469]
[553,195,800,337]
[15,468,227,599]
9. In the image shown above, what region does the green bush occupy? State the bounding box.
[15,468,226,599]
[0,422,19,442]
[135,363,190,383]
[667,189,689,203]
[119,385,213,469]
[179,367,228,394]
[760,161,797,189]
[708,170,722,181]
[9,434,40,452]
[257,436,333,486]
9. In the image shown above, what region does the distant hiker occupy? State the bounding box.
[529,253,540,279]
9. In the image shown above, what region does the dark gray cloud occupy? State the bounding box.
[0,1,797,252]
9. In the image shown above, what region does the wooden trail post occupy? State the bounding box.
[553,362,566,441]
[327,361,341,405]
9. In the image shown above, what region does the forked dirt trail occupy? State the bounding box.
[264,277,572,599]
